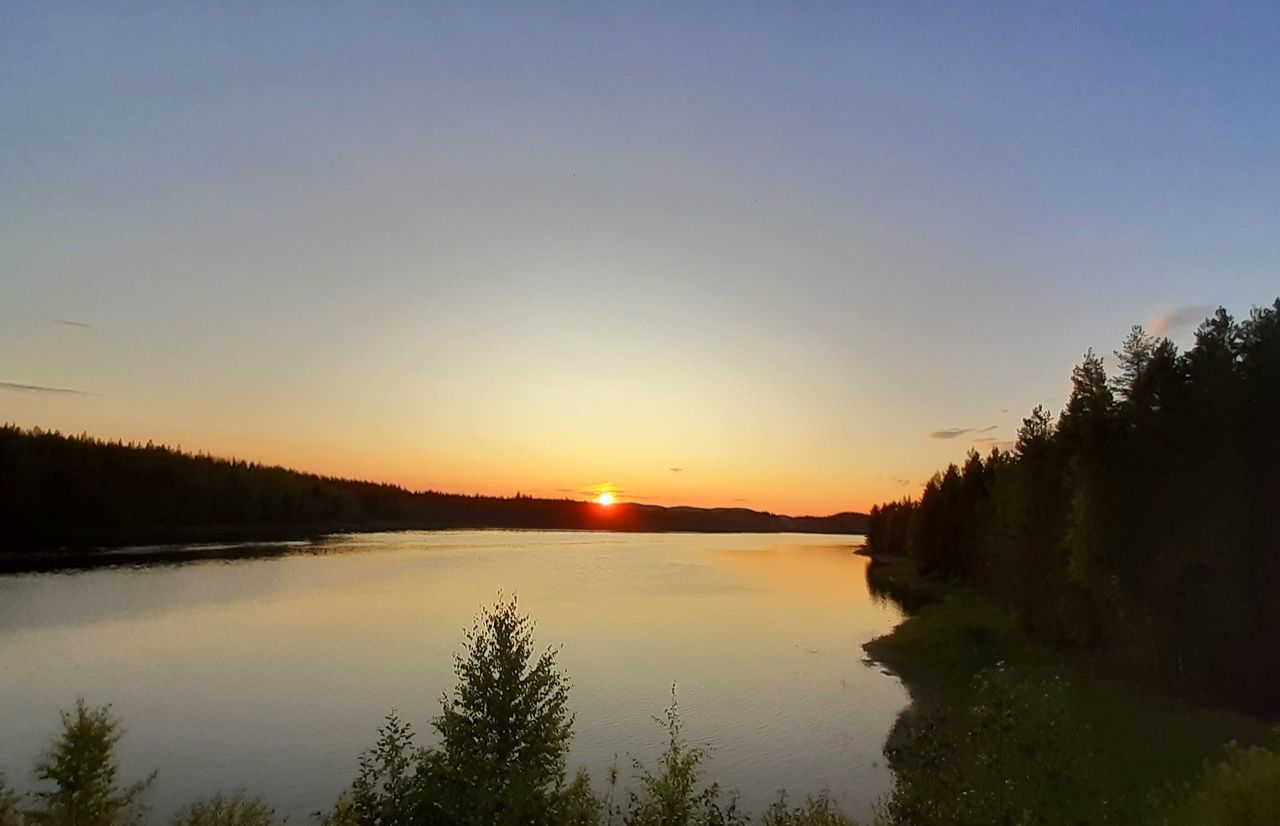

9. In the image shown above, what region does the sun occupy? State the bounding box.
[595,491,616,507]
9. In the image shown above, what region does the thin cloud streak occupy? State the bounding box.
[930,423,998,439]
[52,319,93,330]
[0,381,91,395]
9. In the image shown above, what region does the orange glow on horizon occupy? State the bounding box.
[595,491,616,507]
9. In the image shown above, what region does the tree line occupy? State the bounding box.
[0,427,866,556]
[865,299,1280,714]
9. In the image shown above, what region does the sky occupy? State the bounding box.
[2,2,1278,515]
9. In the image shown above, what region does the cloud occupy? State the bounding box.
[0,381,89,395]
[669,467,683,472]
[1148,305,1214,337]
[976,425,997,433]
[52,319,93,330]
[928,428,973,439]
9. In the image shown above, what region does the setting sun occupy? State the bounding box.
[596,492,616,507]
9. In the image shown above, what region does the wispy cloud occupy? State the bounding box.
[0,381,90,395]
[52,319,93,330]
[1148,305,1214,337]
[669,467,683,473]
[929,423,998,440]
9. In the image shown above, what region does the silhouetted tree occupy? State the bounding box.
[865,299,1280,713]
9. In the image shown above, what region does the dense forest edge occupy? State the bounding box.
[853,299,1280,822]
[865,299,1280,714]
[0,426,867,564]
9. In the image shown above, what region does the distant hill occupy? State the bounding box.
[0,426,867,557]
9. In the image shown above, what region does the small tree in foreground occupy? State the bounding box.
[433,595,575,825]
[26,699,153,826]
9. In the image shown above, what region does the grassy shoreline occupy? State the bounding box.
[859,556,1275,823]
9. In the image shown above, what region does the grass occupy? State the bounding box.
[862,559,1275,823]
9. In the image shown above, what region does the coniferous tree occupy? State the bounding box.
[26,700,153,826]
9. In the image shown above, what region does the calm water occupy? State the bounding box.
[0,531,907,822]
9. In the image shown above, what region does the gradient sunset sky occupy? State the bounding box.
[2,3,1278,514]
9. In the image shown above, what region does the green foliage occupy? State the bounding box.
[554,770,601,826]
[312,793,357,826]
[1150,741,1280,825]
[761,793,859,826]
[620,691,745,826]
[432,596,576,826]
[1,774,22,826]
[878,664,1100,826]
[350,714,423,826]
[171,793,275,826]
[26,699,153,826]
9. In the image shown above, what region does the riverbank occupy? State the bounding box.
[860,556,1275,823]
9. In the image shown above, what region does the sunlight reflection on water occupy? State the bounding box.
[0,531,907,823]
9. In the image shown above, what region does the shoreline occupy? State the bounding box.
[0,524,869,574]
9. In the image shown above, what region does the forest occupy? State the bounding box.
[0,427,866,557]
[865,299,1280,714]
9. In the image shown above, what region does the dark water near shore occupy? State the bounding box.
[0,531,907,822]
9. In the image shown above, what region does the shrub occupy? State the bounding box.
[1150,741,1280,825]
[762,793,859,826]
[878,664,1098,825]
[171,793,275,826]
[620,690,745,826]
[350,714,423,826]
[1,774,22,826]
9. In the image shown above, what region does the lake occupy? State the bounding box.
[0,531,907,822]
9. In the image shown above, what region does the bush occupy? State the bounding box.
[1150,741,1280,825]
[350,714,423,826]
[619,690,745,826]
[1,774,22,826]
[878,663,1099,826]
[171,793,275,826]
[762,793,859,826]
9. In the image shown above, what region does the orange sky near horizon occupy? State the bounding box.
[4,6,1275,516]
[1,401,921,515]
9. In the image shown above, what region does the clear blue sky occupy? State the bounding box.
[2,2,1278,512]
